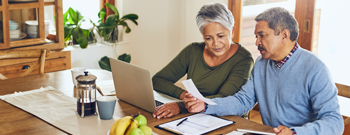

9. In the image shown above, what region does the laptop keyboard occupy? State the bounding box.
[155,100,164,107]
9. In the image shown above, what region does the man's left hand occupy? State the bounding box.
[152,102,180,119]
[274,125,293,135]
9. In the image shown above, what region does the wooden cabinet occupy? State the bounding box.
[0,51,70,79]
[0,0,70,79]
[0,0,64,50]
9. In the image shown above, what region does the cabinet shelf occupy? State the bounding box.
[44,2,55,5]
[0,0,70,80]
[0,0,64,50]
[8,2,39,10]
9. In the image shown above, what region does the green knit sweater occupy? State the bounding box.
[152,42,254,113]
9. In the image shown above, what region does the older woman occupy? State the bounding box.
[152,3,254,119]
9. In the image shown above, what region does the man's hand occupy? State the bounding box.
[183,93,205,113]
[152,102,180,119]
[274,125,293,135]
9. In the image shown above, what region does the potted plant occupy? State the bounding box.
[64,7,91,48]
[98,54,131,71]
[96,3,139,43]
[97,3,138,71]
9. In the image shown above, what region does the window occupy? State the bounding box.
[240,0,296,60]
[62,0,100,29]
[315,0,350,85]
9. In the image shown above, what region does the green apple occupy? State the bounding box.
[134,114,147,127]
[139,125,152,135]
[129,128,144,135]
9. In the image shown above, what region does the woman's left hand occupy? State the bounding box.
[152,102,180,119]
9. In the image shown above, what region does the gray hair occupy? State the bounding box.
[255,7,299,42]
[196,3,235,33]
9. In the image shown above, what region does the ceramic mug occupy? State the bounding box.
[71,67,86,86]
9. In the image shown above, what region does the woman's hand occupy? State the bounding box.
[184,93,205,113]
[152,102,180,119]
[179,91,189,100]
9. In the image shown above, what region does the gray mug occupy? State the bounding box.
[96,96,116,120]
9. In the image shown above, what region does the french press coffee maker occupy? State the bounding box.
[76,71,97,117]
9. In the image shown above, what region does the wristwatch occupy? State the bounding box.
[200,103,209,113]
[290,128,297,135]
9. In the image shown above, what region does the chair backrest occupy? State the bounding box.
[0,49,50,80]
[336,83,350,126]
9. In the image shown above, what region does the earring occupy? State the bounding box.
[205,46,207,49]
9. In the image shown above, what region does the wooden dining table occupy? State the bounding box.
[0,69,274,135]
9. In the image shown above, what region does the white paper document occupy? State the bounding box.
[97,80,116,96]
[237,128,276,135]
[225,131,248,135]
[158,113,233,135]
[182,79,217,105]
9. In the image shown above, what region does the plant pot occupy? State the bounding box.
[73,37,78,45]
[102,25,124,44]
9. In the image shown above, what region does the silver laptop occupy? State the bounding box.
[109,57,180,113]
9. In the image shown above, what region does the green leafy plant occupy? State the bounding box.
[98,56,111,71]
[64,7,90,48]
[98,54,131,71]
[97,3,136,71]
[87,19,97,43]
[96,3,139,43]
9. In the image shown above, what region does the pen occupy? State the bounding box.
[176,118,188,126]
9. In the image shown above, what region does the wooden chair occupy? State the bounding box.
[336,83,350,135]
[0,49,50,80]
[248,83,350,134]
[248,103,262,124]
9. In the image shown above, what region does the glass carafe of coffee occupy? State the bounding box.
[76,71,97,117]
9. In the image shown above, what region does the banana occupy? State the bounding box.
[124,118,139,135]
[110,118,121,135]
[116,116,133,135]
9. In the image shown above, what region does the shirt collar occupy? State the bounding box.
[273,43,299,69]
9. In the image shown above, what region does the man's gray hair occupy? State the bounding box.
[196,3,235,33]
[255,7,299,42]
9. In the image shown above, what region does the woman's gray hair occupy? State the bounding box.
[255,7,299,42]
[196,3,235,33]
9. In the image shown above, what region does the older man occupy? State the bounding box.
[184,7,344,135]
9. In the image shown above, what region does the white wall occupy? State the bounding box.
[119,0,181,76]
[316,0,350,85]
[69,0,228,76]
[119,0,228,75]
[68,43,120,69]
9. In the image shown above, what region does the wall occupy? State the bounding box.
[120,0,227,75]
[67,43,121,69]
[317,0,350,85]
[69,0,228,76]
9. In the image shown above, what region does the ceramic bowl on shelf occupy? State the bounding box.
[10,33,27,41]
[25,20,38,26]
[26,26,38,32]
[27,33,39,38]
[9,20,18,30]
[10,29,21,38]
[25,20,50,38]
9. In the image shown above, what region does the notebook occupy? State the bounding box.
[155,113,234,135]
[109,57,180,113]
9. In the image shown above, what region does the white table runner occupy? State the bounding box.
[0,86,116,135]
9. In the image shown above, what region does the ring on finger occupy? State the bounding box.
[168,109,171,113]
